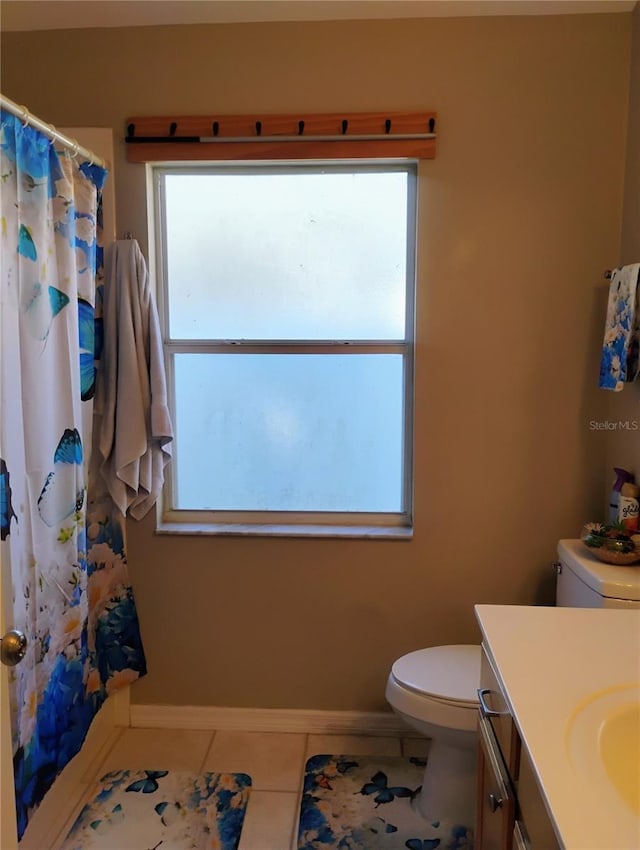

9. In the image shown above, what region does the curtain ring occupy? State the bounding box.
[70,140,80,159]
[19,105,31,128]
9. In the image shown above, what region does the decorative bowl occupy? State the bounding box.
[582,532,640,566]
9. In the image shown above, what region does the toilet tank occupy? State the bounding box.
[556,539,640,609]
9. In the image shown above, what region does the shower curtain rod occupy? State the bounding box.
[0,93,108,168]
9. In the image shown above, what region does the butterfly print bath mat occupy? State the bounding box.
[60,769,251,850]
[297,755,473,850]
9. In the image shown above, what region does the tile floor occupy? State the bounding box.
[77,727,430,850]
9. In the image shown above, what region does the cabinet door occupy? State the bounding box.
[516,750,561,850]
[476,716,516,850]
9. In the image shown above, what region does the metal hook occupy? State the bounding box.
[45,123,57,146]
[19,105,31,128]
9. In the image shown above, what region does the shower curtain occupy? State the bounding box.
[0,110,147,838]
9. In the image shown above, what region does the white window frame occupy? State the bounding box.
[151,161,417,538]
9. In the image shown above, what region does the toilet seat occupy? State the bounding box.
[391,645,480,708]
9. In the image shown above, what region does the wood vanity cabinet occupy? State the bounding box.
[475,646,561,850]
[476,716,516,850]
[476,647,519,850]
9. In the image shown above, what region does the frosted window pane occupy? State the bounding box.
[165,171,408,340]
[173,354,404,512]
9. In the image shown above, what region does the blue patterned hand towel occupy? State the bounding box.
[599,263,640,391]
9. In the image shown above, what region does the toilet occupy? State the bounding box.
[385,537,640,828]
[385,644,480,825]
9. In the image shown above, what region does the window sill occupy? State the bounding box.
[156,521,413,540]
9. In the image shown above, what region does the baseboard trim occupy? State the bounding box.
[130,704,413,737]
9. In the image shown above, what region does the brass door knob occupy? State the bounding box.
[0,629,27,667]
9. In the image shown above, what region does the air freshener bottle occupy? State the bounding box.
[609,467,634,524]
[618,482,640,532]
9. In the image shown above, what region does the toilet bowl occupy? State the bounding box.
[386,539,640,833]
[385,644,480,827]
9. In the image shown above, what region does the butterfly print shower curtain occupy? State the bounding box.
[0,111,147,838]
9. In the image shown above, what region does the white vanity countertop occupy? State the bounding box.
[474,604,640,850]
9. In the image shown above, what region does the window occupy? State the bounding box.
[153,162,416,536]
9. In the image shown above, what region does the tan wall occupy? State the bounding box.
[1,12,630,711]
[605,1,640,493]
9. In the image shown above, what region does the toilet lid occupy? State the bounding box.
[391,645,481,706]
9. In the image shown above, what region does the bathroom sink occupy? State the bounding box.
[566,684,640,817]
[599,701,640,814]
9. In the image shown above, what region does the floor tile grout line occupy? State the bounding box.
[197,729,217,773]
[79,725,123,784]
[297,733,308,794]
[200,729,218,773]
[237,789,300,850]
[286,733,306,849]
[290,789,302,850]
